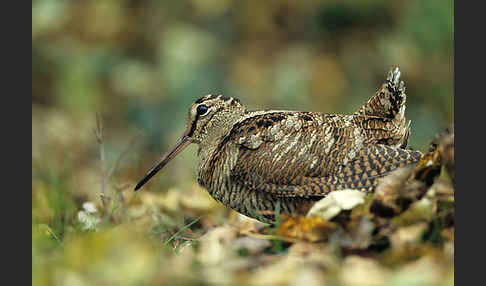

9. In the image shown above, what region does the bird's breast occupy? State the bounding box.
[196,143,239,199]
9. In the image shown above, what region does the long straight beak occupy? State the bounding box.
[134,135,191,191]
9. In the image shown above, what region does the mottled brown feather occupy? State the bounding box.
[137,68,421,223]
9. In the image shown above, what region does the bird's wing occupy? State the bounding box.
[226,113,422,198]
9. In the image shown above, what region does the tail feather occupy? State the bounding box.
[355,67,411,148]
[355,67,407,119]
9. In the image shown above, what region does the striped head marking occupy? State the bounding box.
[134,94,245,191]
[186,94,245,143]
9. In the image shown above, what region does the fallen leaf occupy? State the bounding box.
[249,253,326,286]
[306,189,366,220]
[197,225,238,265]
[277,215,337,242]
[232,236,271,256]
[389,222,428,250]
[335,216,376,250]
[388,257,446,286]
[339,255,390,286]
[392,197,436,227]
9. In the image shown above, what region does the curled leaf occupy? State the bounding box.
[306,189,366,220]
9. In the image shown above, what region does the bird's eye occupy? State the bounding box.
[196,105,210,116]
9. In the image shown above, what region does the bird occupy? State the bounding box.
[135,67,423,223]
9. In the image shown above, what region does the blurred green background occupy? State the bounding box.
[32,0,453,285]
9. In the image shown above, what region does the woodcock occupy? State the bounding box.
[135,68,423,223]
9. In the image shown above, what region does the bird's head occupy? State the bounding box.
[134,94,246,191]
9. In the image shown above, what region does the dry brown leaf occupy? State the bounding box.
[391,197,436,227]
[431,125,454,181]
[336,216,376,250]
[277,215,337,242]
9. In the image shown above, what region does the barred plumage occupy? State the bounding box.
[135,67,422,223]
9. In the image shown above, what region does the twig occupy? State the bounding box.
[94,113,110,211]
[106,133,142,215]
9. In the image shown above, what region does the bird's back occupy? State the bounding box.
[195,68,422,222]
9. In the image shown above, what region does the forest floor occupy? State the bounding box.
[32,127,454,286]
